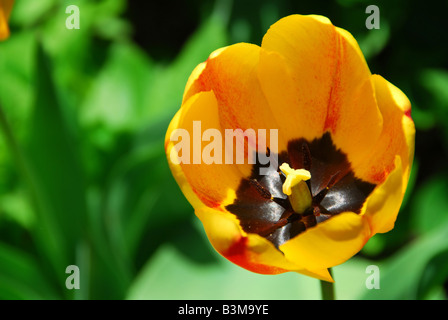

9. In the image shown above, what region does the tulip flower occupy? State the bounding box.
[0,0,14,40]
[165,14,415,283]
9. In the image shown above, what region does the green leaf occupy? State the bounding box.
[332,256,379,299]
[141,16,228,126]
[0,31,36,140]
[80,42,154,133]
[9,0,57,27]
[420,70,448,111]
[358,21,390,61]
[101,138,193,263]
[102,143,164,261]
[24,42,88,286]
[0,190,35,229]
[361,223,448,299]
[419,69,448,134]
[417,249,448,299]
[0,242,59,299]
[411,176,448,234]
[126,243,321,300]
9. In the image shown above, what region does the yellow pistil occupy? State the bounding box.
[279,163,312,214]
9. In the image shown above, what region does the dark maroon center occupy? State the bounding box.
[226,132,376,248]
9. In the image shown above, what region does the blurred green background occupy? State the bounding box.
[0,0,447,300]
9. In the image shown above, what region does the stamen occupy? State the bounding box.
[279,163,312,214]
[279,163,311,195]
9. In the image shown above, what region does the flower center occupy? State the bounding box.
[225,132,377,249]
[279,163,312,214]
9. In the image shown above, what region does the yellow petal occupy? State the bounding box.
[363,156,404,234]
[181,43,286,152]
[182,61,206,104]
[353,74,415,186]
[260,14,383,167]
[165,91,244,209]
[196,206,293,274]
[165,106,206,211]
[279,212,370,270]
[196,206,333,281]
[258,48,325,144]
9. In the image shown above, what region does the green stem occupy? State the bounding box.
[320,268,335,300]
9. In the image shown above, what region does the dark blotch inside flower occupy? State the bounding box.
[226,132,376,249]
